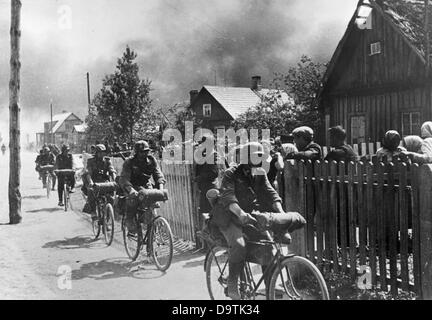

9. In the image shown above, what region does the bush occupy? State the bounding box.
[322,269,418,300]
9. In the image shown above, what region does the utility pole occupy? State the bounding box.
[86,72,91,113]
[9,0,22,224]
[50,101,53,144]
[426,0,430,70]
[426,0,432,119]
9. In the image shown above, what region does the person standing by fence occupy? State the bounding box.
[325,126,357,163]
[285,126,322,162]
[195,149,225,214]
[376,130,406,162]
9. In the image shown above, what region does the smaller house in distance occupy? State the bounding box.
[189,76,293,131]
[36,111,83,148]
[72,124,87,151]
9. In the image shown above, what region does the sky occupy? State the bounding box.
[0,0,359,143]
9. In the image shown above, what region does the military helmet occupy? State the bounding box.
[95,144,107,153]
[134,140,150,153]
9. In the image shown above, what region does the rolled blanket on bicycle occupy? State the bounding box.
[137,188,169,203]
[54,169,75,177]
[253,212,306,234]
[39,165,54,171]
[93,182,118,194]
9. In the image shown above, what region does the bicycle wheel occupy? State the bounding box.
[149,216,174,272]
[64,187,69,212]
[205,246,230,300]
[122,215,142,261]
[268,256,329,300]
[92,205,101,240]
[46,174,51,199]
[103,203,115,246]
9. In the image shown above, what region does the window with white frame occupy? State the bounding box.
[401,112,421,136]
[370,41,381,56]
[203,104,211,117]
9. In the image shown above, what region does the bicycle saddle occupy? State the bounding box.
[54,169,75,176]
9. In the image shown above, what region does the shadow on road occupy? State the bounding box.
[27,208,62,214]
[23,195,46,200]
[42,236,106,250]
[72,258,165,281]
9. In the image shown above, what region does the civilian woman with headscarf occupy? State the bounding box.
[376,130,406,162]
[421,122,432,156]
[399,135,432,164]
[400,125,432,164]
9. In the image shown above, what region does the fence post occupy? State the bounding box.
[419,165,432,299]
[284,161,307,257]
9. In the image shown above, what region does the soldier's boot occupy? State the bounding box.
[227,262,243,300]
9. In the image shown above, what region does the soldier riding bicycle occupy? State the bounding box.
[208,142,306,300]
[119,140,166,236]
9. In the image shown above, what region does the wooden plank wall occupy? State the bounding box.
[330,87,428,144]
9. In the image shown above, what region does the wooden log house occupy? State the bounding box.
[319,0,432,145]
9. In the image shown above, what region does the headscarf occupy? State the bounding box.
[382,130,402,152]
[421,122,432,139]
[403,136,423,153]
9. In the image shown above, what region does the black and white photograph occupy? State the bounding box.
[0,0,431,302]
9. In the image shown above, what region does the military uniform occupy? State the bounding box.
[211,164,281,264]
[83,156,116,214]
[119,154,165,192]
[55,153,75,203]
[36,152,56,187]
[85,156,115,184]
[119,154,166,228]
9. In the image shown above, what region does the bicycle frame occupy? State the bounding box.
[206,228,296,299]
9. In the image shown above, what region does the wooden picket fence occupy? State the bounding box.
[287,160,421,295]
[109,157,199,243]
[159,161,198,243]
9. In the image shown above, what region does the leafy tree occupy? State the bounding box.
[233,55,326,138]
[89,46,153,144]
[164,102,202,138]
[85,104,110,143]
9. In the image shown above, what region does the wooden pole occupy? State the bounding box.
[86,72,91,111]
[50,102,53,144]
[426,0,430,71]
[9,0,22,224]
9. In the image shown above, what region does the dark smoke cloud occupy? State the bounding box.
[0,0,358,140]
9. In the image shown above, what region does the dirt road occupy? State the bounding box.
[0,151,209,300]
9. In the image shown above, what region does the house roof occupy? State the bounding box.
[46,112,81,133]
[380,0,431,58]
[203,86,293,119]
[320,0,430,98]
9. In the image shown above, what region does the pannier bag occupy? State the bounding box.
[137,188,169,203]
[93,182,118,195]
[253,211,306,235]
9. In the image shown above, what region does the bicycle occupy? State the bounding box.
[202,216,329,300]
[39,165,55,199]
[55,169,75,212]
[89,182,117,246]
[120,188,174,272]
